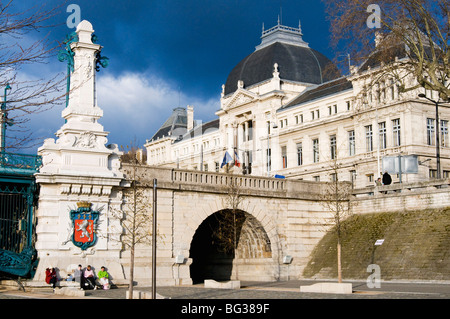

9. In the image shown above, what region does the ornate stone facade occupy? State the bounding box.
[145,22,450,188]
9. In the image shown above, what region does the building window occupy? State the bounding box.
[281,146,287,169]
[350,170,356,188]
[242,120,253,141]
[296,143,303,166]
[346,100,351,111]
[392,118,401,146]
[330,173,337,182]
[215,162,219,172]
[295,114,303,124]
[311,111,315,120]
[244,150,252,174]
[390,79,395,100]
[313,175,320,182]
[427,118,435,146]
[379,121,386,149]
[429,169,437,178]
[441,120,448,147]
[313,138,320,163]
[328,104,337,115]
[266,121,274,135]
[330,135,337,160]
[365,125,373,152]
[348,130,355,156]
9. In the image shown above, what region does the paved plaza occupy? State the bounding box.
[1,280,449,299]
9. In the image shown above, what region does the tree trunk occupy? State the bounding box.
[337,240,342,283]
[128,245,135,299]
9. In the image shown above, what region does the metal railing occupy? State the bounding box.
[0,152,42,174]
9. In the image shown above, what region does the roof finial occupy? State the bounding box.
[277,15,280,26]
[262,22,265,33]
[298,19,302,33]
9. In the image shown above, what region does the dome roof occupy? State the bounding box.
[224,24,340,96]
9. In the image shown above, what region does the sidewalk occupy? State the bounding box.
[1,279,449,299]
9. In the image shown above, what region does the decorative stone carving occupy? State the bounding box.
[74,132,96,148]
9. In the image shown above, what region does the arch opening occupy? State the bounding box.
[189,209,272,284]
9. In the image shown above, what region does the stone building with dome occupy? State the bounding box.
[145,21,450,188]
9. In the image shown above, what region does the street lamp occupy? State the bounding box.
[267,121,278,177]
[418,93,442,179]
[1,83,12,154]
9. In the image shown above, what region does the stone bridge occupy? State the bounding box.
[119,164,329,285]
[34,154,450,287]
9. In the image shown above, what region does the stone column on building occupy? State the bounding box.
[34,20,125,282]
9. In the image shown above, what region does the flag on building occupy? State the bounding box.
[220,151,233,168]
[234,150,241,168]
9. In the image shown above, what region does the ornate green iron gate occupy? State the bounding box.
[0,184,34,252]
[0,152,41,278]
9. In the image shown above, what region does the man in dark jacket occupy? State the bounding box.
[382,171,392,185]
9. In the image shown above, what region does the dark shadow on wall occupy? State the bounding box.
[189,209,272,284]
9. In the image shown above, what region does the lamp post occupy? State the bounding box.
[418,93,442,179]
[152,178,157,299]
[267,121,278,177]
[1,83,12,154]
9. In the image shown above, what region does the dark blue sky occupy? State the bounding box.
[9,0,339,152]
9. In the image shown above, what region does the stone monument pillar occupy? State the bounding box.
[34,20,125,282]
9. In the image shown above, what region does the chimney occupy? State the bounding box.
[187,105,194,131]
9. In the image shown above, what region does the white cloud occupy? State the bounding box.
[15,69,220,153]
[96,71,220,147]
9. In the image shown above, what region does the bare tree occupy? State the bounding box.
[211,175,248,280]
[113,146,153,299]
[324,0,450,101]
[0,1,67,151]
[214,176,245,256]
[319,160,353,283]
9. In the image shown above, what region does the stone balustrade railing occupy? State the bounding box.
[120,164,323,200]
[352,179,450,198]
[170,169,286,191]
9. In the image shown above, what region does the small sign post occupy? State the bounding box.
[375,239,384,246]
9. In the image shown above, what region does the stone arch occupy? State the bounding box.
[179,196,280,257]
[187,206,279,284]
